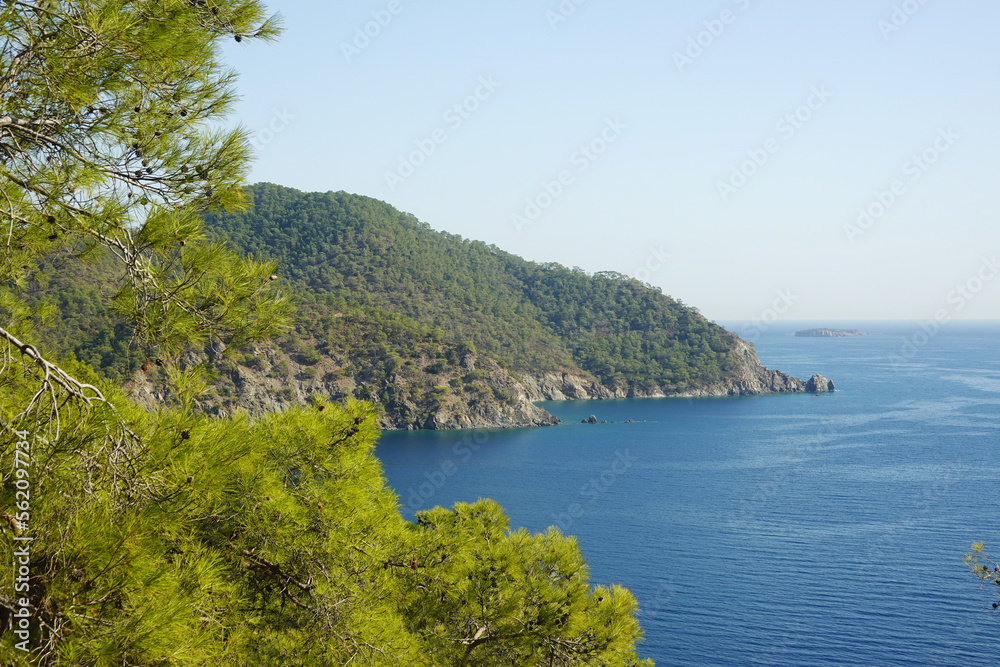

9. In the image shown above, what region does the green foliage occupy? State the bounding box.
[426,361,447,375]
[244,355,267,371]
[492,387,514,405]
[399,501,652,666]
[1,381,651,664]
[11,248,145,382]
[202,184,739,392]
[965,542,1000,613]
[297,347,323,365]
[1,0,288,372]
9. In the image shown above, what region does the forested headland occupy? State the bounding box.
[21,183,810,430]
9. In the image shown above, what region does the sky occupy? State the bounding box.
[220,0,1000,323]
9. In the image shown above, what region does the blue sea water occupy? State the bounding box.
[374,321,1000,665]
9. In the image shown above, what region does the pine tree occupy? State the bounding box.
[1,0,287,442]
[398,500,653,666]
[1,0,286,661]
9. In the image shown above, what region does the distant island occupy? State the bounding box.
[793,328,877,337]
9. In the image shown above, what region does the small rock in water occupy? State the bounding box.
[805,374,833,393]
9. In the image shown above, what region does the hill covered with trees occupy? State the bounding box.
[189,183,810,428]
[204,183,738,391]
[20,182,814,430]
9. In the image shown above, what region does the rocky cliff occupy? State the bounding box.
[125,336,831,431]
[515,338,831,402]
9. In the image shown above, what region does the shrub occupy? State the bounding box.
[297,347,323,365]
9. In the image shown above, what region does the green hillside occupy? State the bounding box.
[15,183,751,429]
[203,183,738,393]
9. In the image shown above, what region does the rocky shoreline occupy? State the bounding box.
[125,337,833,432]
[376,338,834,430]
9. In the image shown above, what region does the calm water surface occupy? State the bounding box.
[375,322,1000,665]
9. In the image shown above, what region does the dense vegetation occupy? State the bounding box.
[13,248,143,383]
[203,183,739,394]
[1,370,651,665]
[18,184,745,428]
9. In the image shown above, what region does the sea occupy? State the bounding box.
[374,321,1000,666]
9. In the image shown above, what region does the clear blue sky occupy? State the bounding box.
[221,0,1000,322]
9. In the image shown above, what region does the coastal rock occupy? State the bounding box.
[805,374,833,393]
[670,338,807,397]
[519,372,665,402]
[418,402,558,431]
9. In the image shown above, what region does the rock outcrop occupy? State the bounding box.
[125,336,832,431]
[805,374,835,393]
[417,401,559,431]
[667,337,807,397]
[514,339,816,403]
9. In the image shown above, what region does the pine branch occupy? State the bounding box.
[0,324,104,438]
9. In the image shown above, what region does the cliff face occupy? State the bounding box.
[125,337,829,431]
[124,344,563,431]
[517,338,813,403]
[672,338,807,397]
